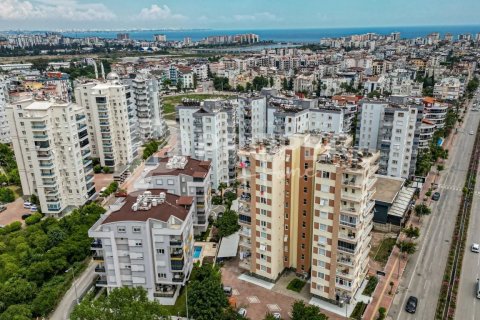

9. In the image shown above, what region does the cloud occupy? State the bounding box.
[0,0,116,21]
[137,4,186,20]
[233,12,280,22]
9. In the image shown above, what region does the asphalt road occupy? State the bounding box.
[389,96,480,320]
[455,123,480,318]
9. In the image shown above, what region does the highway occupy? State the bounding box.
[389,93,480,320]
[455,115,480,319]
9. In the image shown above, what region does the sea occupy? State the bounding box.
[58,25,480,43]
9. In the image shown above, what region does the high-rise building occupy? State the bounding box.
[154,34,167,42]
[6,98,95,216]
[89,189,195,305]
[356,100,419,178]
[123,75,168,141]
[237,96,268,147]
[237,134,378,303]
[177,99,236,188]
[134,156,212,234]
[0,76,10,143]
[116,33,129,40]
[74,73,139,174]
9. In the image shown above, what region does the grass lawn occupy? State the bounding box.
[7,185,22,199]
[371,237,397,264]
[162,94,236,120]
[350,301,367,320]
[163,285,187,317]
[362,275,379,296]
[286,278,306,293]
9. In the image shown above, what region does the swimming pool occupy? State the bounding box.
[193,246,203,259]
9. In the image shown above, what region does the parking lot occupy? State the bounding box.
[221,258,343,320]
[0,197,27,226]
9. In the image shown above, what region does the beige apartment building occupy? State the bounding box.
[237,133,379,303]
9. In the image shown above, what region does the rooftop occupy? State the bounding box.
[146,156,211,178]
[372,175,405,204]
[102,189,193,225]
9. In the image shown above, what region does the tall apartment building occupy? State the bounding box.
[89,190,195,305]
[356,100,418,178]
[237,134,378,304]
[123,75,167,141]
[422,97,448,129]
[237,96,268,147]
[134,156,212,234]
[6,98,95,216]
[74,73,139,173]
[0,76,10,143]
[177,99,236,188]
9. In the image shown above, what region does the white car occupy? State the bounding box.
[472,243,480,253]
[273,312,282,319]
[237,308,247,317]
[23,201,31,209]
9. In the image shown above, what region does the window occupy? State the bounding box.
[260,173,267,180]
[322,171,330,179]
[320,224,328,231]
[304,163,309,169]
[260,254,267,261]
[318,260,326,268]
[302,233,305,239]
[260,265,267,272]
[304,175,308,181]
[158,273,167,279]
[260,220,267,227]
[302,221,306,228]
[320,198,328,206]
[117,226,126,233]
[135,240,142,247]
[167,179,174,185]
[304,187,308,193]
[321,184,330,192]
[302,210,307,216]
[260,197,267,204]
[156,179,163,185]
[301,254,305,260]
[319,248,326,256]
[132,226,141,233]
[301,243,305,249]
[285,225,289,230]
[260,231,268,239]
[318,272,325,279]
[303,199,307,204]
[156,249,165,254]
[260,209,268,216]
[318,236,327,244]
[320,211,328,219]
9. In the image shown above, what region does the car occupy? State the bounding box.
[21,213,32,220]
[432,192,440,201]
[23,201,32,209]
[223,286,233,297]
[30,205,37,212]
[272,312,282,319]
[472,243,480,253]
[0,205,6,213]
[470,131,475,135]
[405,296,418,313]
[237,308,247,317]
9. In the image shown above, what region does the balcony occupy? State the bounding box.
[336,268,355,280]
[76,115,86,122]
[338,245,356,255]
[170,249,184,260]
[239,256,251,270]
[96,277,108,286]
[39,162,54,168]
[341,207,358,216]
[338,231,357,242]
[41,171,55,177]
[32,124,47,129]
[92,253,104,261]
[91,240,103,249]
[171,261,185,271]
[99,121,110,127]
[337,256,354,267]
[170,238,183,246]
[172,274,185,282]
[341,193,362,202]
[95,265,106,273]
[37,152,52,159]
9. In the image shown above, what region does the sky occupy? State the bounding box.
[0,0,480,31]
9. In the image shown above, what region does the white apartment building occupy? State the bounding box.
[237,96,268,147]
[134,156,212,234]
[433,77,462,100]
[75,73,139,173]
[6,98,95,216]
[0,76,10,143]
[357,100,418,178]
[89,190,195,305]
[237,134,377,305]
[124,75,167,141]
[177,100,236,188]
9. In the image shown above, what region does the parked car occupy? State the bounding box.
[472,243,480,253]
[21,213,32,220]
[30,205,37,212]
[0,205,6,213]
[273,312,282,319]
[432,192,441,201]
[23,201,32,209]
[223,286,233,297]
[237,308,247,317]
[405,296,418,313]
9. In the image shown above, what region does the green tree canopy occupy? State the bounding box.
[71,287,168,320]
[396,240,417,255]
[215,210,240,238]
[291,300,328,320]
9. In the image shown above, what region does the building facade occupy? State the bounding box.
[0,76,10,143]
[6,98,95,216]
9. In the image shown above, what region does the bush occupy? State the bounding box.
[363,275,379,296]
[0,221,22,234]
[287,278,306,292]
[351,301,367,320]
[25,213,43,225]
[142,140,160,160]
[102,166,111,174]
[102,181,119,197]
[377,307,386,320]
[93,165,102,173]
[0,187,15,203]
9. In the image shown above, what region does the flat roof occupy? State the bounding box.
[373,175,405,204]
[102,189,192,224]
[25,101,54,111]
[147,157,210,178]
[217,231,240,258]
[389,187,416,218]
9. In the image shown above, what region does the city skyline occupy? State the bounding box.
[1,0,480,30]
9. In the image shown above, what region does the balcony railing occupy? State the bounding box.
[170,239,183,246]
[95,266,106,273]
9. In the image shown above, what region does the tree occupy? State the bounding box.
[269,76,274,87]
[176,79,183,92]
[0,304,32,320]
[396,240,417,255]
[402,226,420,239]
[377,307,386,320]
[291,300,328,320]
[0,187,15,203]
[71,287,167,320]
[218,182,228,201]
[102,166,111,174]
[193,74,198,89]
[188,263,228,320]
[288,78,294,90]
[236,84,245,92]
[215,210,240,238]
[245,82,253,92]
[213,76,231,91]
[414,203,431,221]
[94,164,102,173]
[282,78,288,91]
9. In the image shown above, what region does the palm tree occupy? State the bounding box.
[414,203,431,222]
[218,182,228,202]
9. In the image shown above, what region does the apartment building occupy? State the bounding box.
[237,134,378,304]
[237,96,268,147]
[357,100,419,178]
[422,97,448,129]
[168,65,194,89]
[6,98,95,216]
[433,77,462,100]
[88,190,195,305]
[0,76,10,143]
[177,99,236,188]
[74,73,139,173]
[123,75,167,141]
[134,156,212,234]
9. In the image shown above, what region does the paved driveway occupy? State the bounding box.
[0,197,27,226]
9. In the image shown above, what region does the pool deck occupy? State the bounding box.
[193,241,218,264]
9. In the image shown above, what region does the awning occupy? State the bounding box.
[217,231,240,258]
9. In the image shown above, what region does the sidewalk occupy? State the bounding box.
[362,117,463,320]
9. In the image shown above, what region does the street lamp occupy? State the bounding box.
[66,267,79,305]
